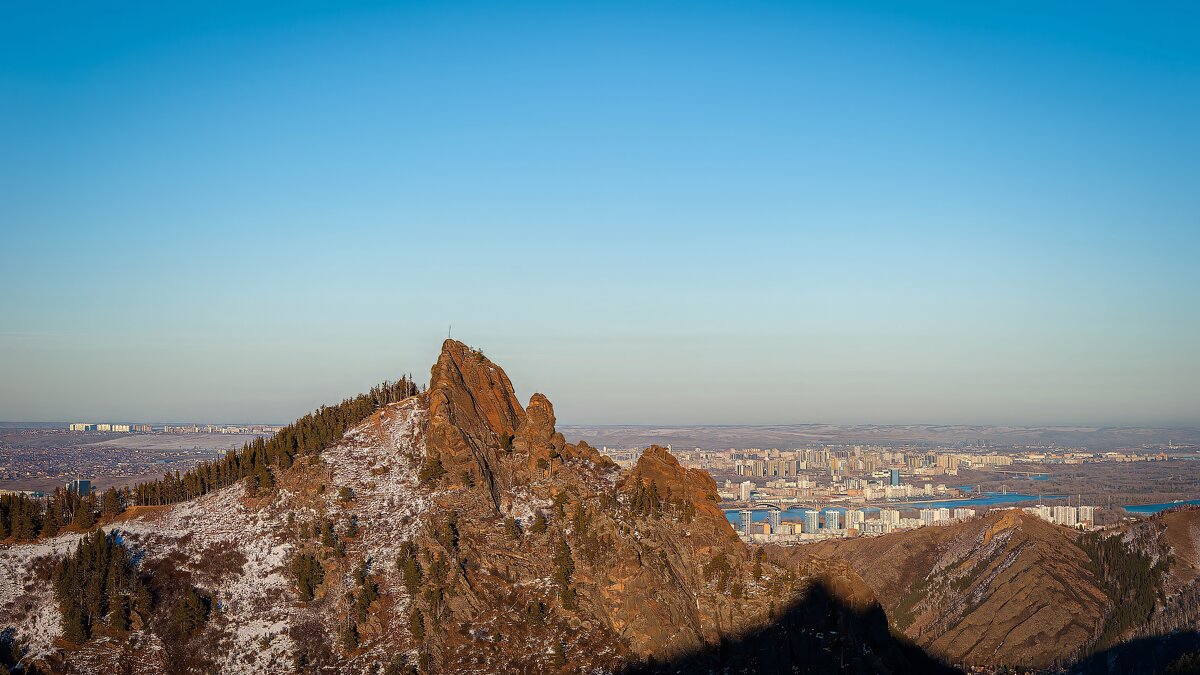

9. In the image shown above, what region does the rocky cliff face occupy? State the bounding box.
[423,340,526,509]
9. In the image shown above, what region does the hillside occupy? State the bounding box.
[805,506,1200,672]
[0,341,950,674]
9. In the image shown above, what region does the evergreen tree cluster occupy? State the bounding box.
[51,530,151,643]
[417,451,446,485]
[552,538,578,610]
[351,561,380,624]
[342,560,380,650]
[504,516,521,539]
[291,553,325,602]
[395,539,455,650]
[397,541,423,596]
[171,586,211,638]
[131,376,418,507]
[2,487,128,543]
[628,478,663,518]
[1080,531,1172,647]
[704,552,734,594]
[1,493,41,541]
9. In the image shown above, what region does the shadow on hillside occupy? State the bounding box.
[620,580,961,675]
[0,627,25,673]
[1070,631,1200,675]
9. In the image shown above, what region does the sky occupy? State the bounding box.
[1,0,1198,426]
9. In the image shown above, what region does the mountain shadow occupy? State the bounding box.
[1070,631,1200,675]
[621,579,961,675]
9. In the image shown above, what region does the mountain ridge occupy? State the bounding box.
[3,340,1194,674]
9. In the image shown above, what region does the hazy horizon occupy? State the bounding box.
[3,1,1198,426]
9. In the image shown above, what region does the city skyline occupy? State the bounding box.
[3,0,1198,425]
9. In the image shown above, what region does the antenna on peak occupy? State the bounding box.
[448,324,452,339]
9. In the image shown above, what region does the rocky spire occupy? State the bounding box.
[424,339,526,509]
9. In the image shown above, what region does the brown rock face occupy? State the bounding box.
[623,445,740,551]
[513,392,567,478]
[424,340,526,508]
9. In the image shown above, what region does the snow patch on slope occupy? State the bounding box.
[117,482,297,672]
[0,533,85,659]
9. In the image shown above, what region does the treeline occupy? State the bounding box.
[1080,530,1171,648]
[131,377,419,507]
[1,487,126,543]
[0,493,40,541]
[1,378,418,544]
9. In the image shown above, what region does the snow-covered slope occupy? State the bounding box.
[0,397,434,673]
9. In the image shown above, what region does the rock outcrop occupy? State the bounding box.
[424,340,526,508]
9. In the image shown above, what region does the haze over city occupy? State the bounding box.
[6,4,1200,675]
[3,0,1197,427]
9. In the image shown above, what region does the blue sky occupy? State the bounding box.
[1,0,1197,425]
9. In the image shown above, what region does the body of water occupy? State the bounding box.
[724,491,1045,524]
[1123,500,1200,514]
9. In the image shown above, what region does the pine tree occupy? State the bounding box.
[398,543,423,596]
[128,376,418,508]
[101,488,123,517]
[133,582,153,616]
[291,553,325,602]
[408,608,425,641]
[173,587,209,636]
[109,596,130,631]
[11,497,37,540]
[40,499,63,538]
[72,495,96,529]
[320,519,337,549]
[61,601,87,644]
[340,618,359,650]
[552,538,577,610]
[419,452,446,484]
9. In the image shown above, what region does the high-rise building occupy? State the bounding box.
[739,481,753,501]
[67,478,92,496]
[803,510,820,534]
[738,509,753,533]
[845,509,866,528]
[768,508,782,533]
[1053,505,1079,528]
[889,469,901,486]
[1078,506,1096,525]
[824,510,841,530]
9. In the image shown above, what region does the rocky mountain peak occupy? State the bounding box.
[427,339,526,435]
[424,340,526,507]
